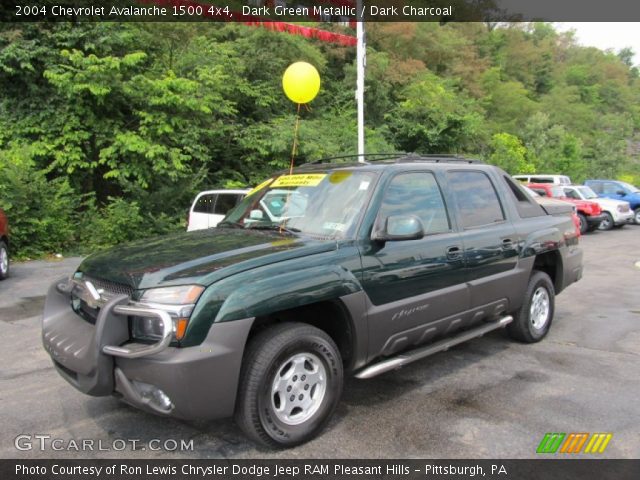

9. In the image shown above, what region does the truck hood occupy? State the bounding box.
[593,197,630,209]
[77,228,336,290]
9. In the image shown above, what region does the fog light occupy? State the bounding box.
[131,380,174,412]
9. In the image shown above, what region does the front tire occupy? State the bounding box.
[634,207,640,225]
[0,241,8,280]
[507,271,555,343]
[235,323,343,448]
[577,213,588,234]
[598,212,614,231]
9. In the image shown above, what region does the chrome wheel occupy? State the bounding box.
[271,352,327,426]
[0,246,7,276]
[530,286,550,330]
[598,213,613,230]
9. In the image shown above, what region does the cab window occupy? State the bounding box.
[378,172,450,235]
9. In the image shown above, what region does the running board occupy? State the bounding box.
[354,315,513,379]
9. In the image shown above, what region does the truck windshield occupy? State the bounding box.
[220,170,377,239]
[619,181,639,193]
[576,186,598,199]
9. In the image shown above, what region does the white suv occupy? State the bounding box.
[513,174,572,185]
[562,185,634,230]
[187,189,249,231]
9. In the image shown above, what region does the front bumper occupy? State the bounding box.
[585,213,605,226]
[613,210,635,225]
[42,278,253,420]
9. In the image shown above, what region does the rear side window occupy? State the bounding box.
[378,172,450,235]
[531,176,554,184]
[193,194,216,213]
[448,171,505,228]
[502,176,545,218]
[213,194,242,215]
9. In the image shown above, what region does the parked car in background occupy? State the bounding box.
[527,183,603,234]
[0,208,9,280]
[187,189,249,231]
[562,185,634,230]
[584,179,640,224]
[513,174,572,185]
[522,186,581,237]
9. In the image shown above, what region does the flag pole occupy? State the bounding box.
[356,0,366,162]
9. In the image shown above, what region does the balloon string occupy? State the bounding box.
[289,102,301,175]
[281,103,302,235]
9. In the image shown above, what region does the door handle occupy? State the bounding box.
[446,245,462,260]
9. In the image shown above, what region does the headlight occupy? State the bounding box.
[131,285,204,342]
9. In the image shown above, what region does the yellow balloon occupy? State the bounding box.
[282,62,321,104]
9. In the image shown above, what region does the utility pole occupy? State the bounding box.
[356,0,366,162]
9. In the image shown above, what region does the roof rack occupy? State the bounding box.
[297,152,482,167]
[394,153,482,164]
[301,153,405,165]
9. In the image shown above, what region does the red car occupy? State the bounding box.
[527,183,604,234]
[0,208,8,280]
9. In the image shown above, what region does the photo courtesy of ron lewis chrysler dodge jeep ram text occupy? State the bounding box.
[42,154,583,448]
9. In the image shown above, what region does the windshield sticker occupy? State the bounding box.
[271,174,326,188]
[246,178,274,197]
[328,171,352,184]
[323,222,347,232]
[359,181,370,190]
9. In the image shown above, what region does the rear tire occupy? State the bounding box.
[507,271,555,343]
[598,212,614,231]
[0,241,8,280]
[235,322,343,448]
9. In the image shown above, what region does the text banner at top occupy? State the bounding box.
[4,0,640,22]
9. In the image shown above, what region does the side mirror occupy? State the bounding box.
[249,209,264,220]
[372,215,424,242]
[616,190,627,196]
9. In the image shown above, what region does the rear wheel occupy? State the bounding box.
[598,212,614,231]
[507,271,555,343]
[235,322,343,448]
[0,241,8,280]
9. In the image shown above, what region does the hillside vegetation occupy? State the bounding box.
[1,22,639,257]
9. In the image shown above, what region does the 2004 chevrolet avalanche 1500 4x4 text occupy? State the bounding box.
[42,155,583,447]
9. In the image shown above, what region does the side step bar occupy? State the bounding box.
[354,315,513,379]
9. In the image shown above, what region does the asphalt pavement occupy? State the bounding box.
[1,227,638,459]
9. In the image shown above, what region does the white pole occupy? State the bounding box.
[356,0,366,162]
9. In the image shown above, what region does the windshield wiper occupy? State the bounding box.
[217,221,244,229]
[244,223,301,235]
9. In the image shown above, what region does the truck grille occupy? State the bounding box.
[74,276,134,324]
[83,275,134,298]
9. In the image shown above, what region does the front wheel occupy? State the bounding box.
[235,323,343,448]
[507,271,555,343]
[577,213,588,235]
[634,208,640,225]
[598,212,614,231]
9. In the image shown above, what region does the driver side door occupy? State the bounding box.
[359,171,469,358]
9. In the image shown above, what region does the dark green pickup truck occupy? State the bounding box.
[42,155,583,447]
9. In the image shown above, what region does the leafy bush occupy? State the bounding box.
[0,148,78,259]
